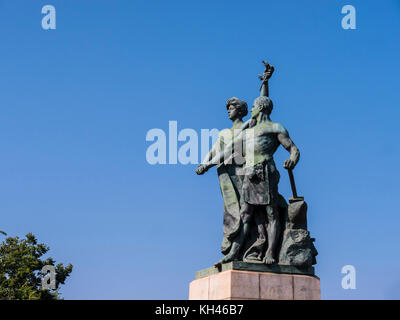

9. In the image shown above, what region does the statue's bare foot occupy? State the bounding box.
[264,254,276,265]
[214,254,235,267]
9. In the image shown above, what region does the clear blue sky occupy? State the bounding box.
[1,0,399,299]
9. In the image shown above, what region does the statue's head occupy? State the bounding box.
[251,96,273,118]
[226,97,248,121]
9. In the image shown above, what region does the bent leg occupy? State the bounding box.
[215,202,253,266]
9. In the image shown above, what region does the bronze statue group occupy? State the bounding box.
[196,62,317,269]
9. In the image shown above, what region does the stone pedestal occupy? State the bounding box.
[189,262,320,300]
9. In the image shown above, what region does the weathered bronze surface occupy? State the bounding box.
[195,261,316,280]
[196,61,317,270]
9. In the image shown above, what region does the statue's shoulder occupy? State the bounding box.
[271,121,288,134]
[219,128,232,136]
[218,128,234,140]
[259,121,288,134]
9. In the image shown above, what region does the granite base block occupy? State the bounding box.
[189,268,320,300]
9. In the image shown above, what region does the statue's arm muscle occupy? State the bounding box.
[277,129,300,166]
[201,134,221,164]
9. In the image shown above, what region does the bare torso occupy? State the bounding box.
[243,120,287,167]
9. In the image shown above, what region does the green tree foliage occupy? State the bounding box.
[0,233,72,300]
